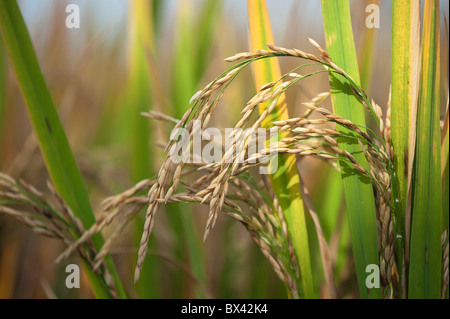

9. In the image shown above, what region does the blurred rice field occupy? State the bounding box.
[0,0,448,298]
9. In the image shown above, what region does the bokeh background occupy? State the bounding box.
[0,0,448,298]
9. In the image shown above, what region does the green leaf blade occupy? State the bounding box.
[409,0,442,299]
[321,0,381,299]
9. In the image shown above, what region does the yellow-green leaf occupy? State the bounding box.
[248,0,314,298]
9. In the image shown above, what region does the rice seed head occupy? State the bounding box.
[190,90,203,104]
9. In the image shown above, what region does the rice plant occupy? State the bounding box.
[0,0,448,299]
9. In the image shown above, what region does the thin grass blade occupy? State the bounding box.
[321,0,381,299]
